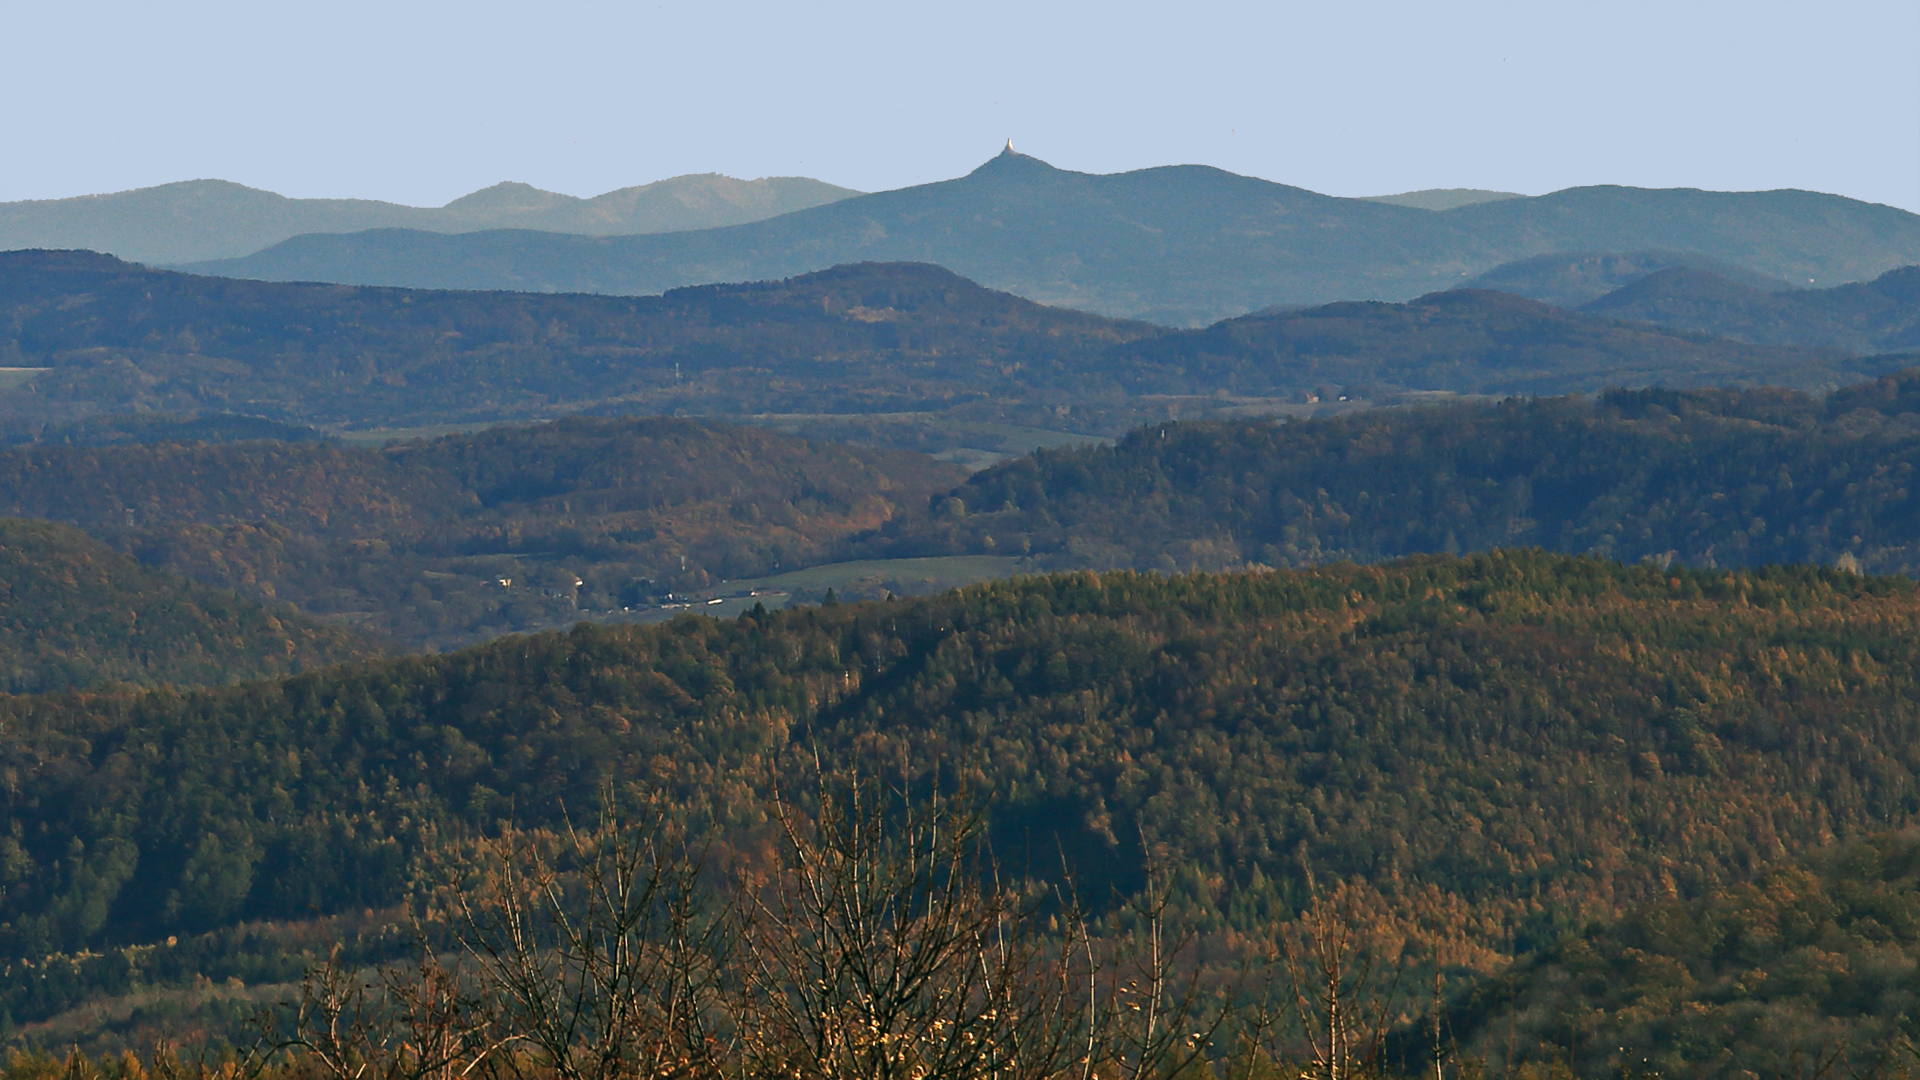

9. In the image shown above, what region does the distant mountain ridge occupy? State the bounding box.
[0,252,1890,440]
[1464,250,1798,308]
[178,149,1920,325]
[0,173,861,264]
[1360,187,1526,210]
[1581,264,1920,355]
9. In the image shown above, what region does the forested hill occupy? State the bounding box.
[179,149,1920,325]
[12,554,1920,1049]
[0,252,1155,430]
[0,415,964,648]
[1461,250,1794,308]
[1099,287,1890,398]
[1582,262,1920,354]
[866,378,1920,575]
[0,517,379,693]
[0,251,1879,438]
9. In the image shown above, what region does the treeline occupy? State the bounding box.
[1404,828,1920,1078]
[0,416,961,647]
[874,375,1920,576]
[8,556,1920,1025]
[0,518,379,693]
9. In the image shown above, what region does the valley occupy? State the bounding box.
[6,141,1920,1077]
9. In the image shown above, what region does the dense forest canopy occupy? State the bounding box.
[0,517,380,692]
[870,377,1920,578]
[1427,828,1920,1078]
[0,415,962,648]
[5,554,1920,964]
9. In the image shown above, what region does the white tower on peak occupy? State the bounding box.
[1005,138,1015,153]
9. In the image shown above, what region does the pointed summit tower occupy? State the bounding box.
[967,140,1061,180]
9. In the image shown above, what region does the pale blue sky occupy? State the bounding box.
[3,0,1916,211]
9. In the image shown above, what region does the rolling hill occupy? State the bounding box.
[1582,263,1920,354]
[0,174,860,265]
[180,148,1920,325]
[0,517,380,692]
[1360,187,1526,211]
[0,251,1882,446]
[0,415,964,648]
[0,251,1156,433]
[1461,249,1796,308]
[9,554,1920,1077]
[1097,287,1892,398]
[864,377,1920,577]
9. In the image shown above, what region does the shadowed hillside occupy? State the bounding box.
[1462,249,1795,308]
[1099,288,1885,398]
[0,252,1156,432]
[0,415,964,648]
[0,517,380,692]
[0,252,1882,445]
[865,379,1920,576]
[1583,263,1920,354]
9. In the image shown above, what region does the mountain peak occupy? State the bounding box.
[968,141,1059,179]
[441,181,577,214]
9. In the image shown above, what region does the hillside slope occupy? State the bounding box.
[1099,288,1877,398]
[7,555,1920,1008]
[1582,263,1920,354]
[0,415,964,647]
[0,517,379,692]
[1462,249,1795,308]
[0,252,1156,431]
[0,174,859,264]
[866,379,1920,575]
[181,149,1920,324]
[0,252,1879,441]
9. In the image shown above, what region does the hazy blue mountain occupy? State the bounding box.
[179,150,1920,325]
[0,174,859,264]
[1582,264,1920,355]
[1360,187,1525,210]
[1102,287,1892,399]
[1464,250,1796,308]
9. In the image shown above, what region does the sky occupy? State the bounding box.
[2,0,1916,212]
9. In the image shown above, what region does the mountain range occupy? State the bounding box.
[0,174,860,264]
[177,148,1920,325]
[6,252,1907,448]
